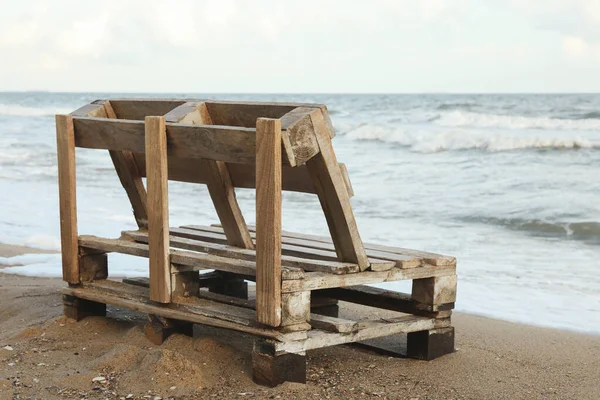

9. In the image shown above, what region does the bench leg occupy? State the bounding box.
[407,326,455,360]
[63,294,106,322]
[144,315,193,345]
[252,339,306,387]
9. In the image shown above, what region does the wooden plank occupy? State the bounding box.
[255,118,283,327]
[182,225,414,269]
[318,285,455,315]
[145,116,171,303]
[198,289,357,334]
[282,265,457,293]
[171,227,396,270]
[104,101,149,228]
[205,102,296,128]
[72,117,261,165]
[61,280,306,342]
[234,225,455,267]
[306,110,369,270]
[338,163,354,197]
[78,235,303,280]
[309,314,358,333]
[278,316,451,354]
[132,155,351,196]
[69,103,107,118]
[56,114,79,284]
[109,99,186,120]
[122,230,359,275]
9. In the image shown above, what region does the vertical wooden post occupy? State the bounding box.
[56,114,79,284]
[255,118,282,327]
[145,116,171,303]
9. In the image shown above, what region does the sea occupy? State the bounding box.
[1,92,599,334]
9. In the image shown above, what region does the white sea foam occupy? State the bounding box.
[0,104,72,117]
[343,124,600,152]
[434,110,600,131]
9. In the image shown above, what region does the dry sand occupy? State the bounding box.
[1,245,599,399]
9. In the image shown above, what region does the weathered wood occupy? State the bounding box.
[221,225,455,267]
[109,99,186,120]
[279,107,321,166]
[56,114,79,284]
[255,118,283,327]
[407,327,455,360]
[309,314,357,333]
[412,275,457,306]
[105,101,149,228]
[145,116,171,303]
[206,102,295,127]
[69,103,107,118]
[78,252,108,282]
[164,102,253,249]
[282,266,457,293]
[281,291,310,328]
[144,314,193,345]
[205,160,254,248]
[318,285,455,315]
[63,294,106,321]
[122,230,360,274]
[306,110,369,270]
[171,271,200,298]
[73,117,260,165]
[61,280,306,342]
[277,316,451,354]
[182,225,412,269]
[79,235,304,280]
[254,226,456,266]
[132,155,353,197]
[252,340,306,386]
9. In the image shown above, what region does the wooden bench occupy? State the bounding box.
[56,99,457,386]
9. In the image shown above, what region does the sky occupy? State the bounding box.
[0,0,599,93]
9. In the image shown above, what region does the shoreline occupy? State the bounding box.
[1,243,599,398]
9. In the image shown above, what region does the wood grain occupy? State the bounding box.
[145,116,171,303]
[255,118,283,327]
[56,114,79,284]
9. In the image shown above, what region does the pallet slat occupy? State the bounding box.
[227,225,455,267]
[121,230,361,275]
[182,225,414,269]
[62,280,305,342]
[78,236,304,280]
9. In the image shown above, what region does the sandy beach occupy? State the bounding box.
[1,244,599,400]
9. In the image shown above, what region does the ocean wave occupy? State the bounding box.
[0,103,72,117]
[341,124,599,153]
[434,110,600,131]
[461,216,600,242]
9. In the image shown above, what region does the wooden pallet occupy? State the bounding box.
[56,99,457,386]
